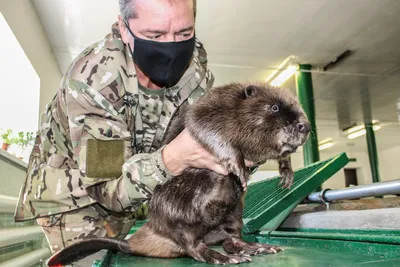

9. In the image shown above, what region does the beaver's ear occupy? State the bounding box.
[244,85,258,98]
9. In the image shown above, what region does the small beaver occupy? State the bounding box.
[47,82,310,266]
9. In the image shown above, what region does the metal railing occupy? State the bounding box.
[0,194,18,214]
[0,194,49,267]
[0,226,45,248]
[0,248,51,267]
[307,179,400,203]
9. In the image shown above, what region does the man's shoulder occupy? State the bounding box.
[64,23,128,91]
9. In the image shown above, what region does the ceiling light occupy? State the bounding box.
[266,56,298,87]
[347,124,381,140]
[266,56,294,81]
[318,138,334,151]
[270,65,299,87]
[347,124,365,134]
[345,120,380,134]
[348,129,367,140]
[319,142,334,151]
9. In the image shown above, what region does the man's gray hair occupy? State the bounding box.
[119,0,137,21]
[119,0,197,21]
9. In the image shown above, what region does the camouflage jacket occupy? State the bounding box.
[14,22,214,222]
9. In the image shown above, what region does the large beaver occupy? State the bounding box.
[47,82,310,265]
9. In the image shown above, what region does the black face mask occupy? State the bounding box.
[125,22,196,88]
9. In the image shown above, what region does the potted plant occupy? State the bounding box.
[15,131,35,159]
[0,128,13,151]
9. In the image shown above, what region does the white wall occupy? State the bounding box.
[0,13,40,133]
[0,0,62,118]
[319,151,372,189]
[380,145,400,182]
[0,150,27,197]
[0,0,62,165]
[0,1,62,194]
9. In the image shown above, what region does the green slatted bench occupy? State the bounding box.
[242,152,349,234]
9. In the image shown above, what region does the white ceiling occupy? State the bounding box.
[32,0,400,154]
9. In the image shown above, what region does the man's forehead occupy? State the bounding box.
[133,0,194,19]
[129,0,195,34]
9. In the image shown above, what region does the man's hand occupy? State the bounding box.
[162,129,229,176]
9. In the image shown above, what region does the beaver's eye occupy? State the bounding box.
[271,105,279,112]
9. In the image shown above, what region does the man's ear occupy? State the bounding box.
[118,15,130,45]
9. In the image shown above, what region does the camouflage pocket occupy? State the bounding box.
[83,116,133,179]
[86,139,125,178]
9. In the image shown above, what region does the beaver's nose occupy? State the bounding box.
[297,121,311,134]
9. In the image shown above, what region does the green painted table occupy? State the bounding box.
[94,245,400,267]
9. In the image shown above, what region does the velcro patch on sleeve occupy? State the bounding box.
[86,139,125,178]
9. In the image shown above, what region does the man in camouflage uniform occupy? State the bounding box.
[14,0,228,260]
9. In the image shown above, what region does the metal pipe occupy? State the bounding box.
[0,226,44,248]
[296,64,321,191]
[0,247,51,267]
[0,194,18,213]
[307,179,400,203]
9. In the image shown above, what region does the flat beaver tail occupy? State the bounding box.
[47,224,184,266]
[46,237,131,266]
